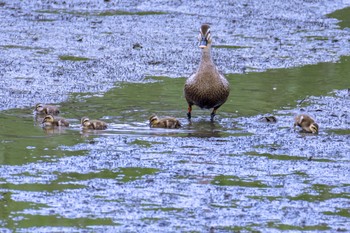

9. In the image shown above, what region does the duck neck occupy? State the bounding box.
[199,47,214,69]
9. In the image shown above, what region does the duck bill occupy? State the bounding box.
[199,37,208,48]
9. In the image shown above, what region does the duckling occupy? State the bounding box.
[81,117,107,130]
[35,103,60,115]
[149,115,181,129]
[294,114,319,134]
[42,114,69,127]
[259,116,277,123]
[184,24,230,121]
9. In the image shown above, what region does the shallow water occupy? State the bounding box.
[1,0,350,232]
[1,58,350,232]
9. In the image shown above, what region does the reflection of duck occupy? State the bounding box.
[149,115,181,129]
[42,115,69,127]
[184,24,230,121]
[294,114,318,134]
[35,103,60,115]
[81,117,107,130]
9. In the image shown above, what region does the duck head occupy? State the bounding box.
[35,103,44,112]
[42,114,54,124]
[198,24,212,49]
[81,117,91,127]
[149,114,159,126]
[309,123,319,134]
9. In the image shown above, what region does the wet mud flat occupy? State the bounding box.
[0,0,350,232]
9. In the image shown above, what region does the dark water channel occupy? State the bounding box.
[1,0,350,232]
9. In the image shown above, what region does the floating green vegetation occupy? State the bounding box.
[0,182,85,192]
[222,224,260,232]
[247,195,281,201]
[35,9,61,14]
[2,45,33,49]
[129,139,153,147]
[118,167,159,182]
[323,208,350,217]
[59,55,90,61]
[55,167,159,183]
[210,203,236,209]
[1,45,50,52]
[141,217,162,222]
[247,152,334,162]
[36,9,166,17]
[292,170,309,177]
[129,139,163,148]
[211,175,268,188]
[289,184,349,202]
[35,18,56,22]
[97,10,166,16]
[328,129,350,135]
[213,45,251,49]
[247,152,305,161]
[327,7,350,29]
[0,192,45,212]
[143,207,183,212]
[14,214,115,228]
[267,221,331,231]
[304,35,329,41]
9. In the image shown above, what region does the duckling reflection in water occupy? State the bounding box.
[81,117,107,130]
[184,24,230,121]
[42,114,69,128]
[35,103,60,115]
[149,115,181,129]
[294,114,319,134]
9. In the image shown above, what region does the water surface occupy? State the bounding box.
[0,57,349,232]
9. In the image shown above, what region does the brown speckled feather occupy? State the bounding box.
[184,24,230,120]
[35,103,60,115]
[42,115,69,127]
[81,117,107,130]
[149,115,181,129]
[294,114,319,133]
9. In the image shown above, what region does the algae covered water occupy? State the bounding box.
[0,0,350,232]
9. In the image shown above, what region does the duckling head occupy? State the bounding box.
[81,117,91,127]
[198,24,212,49]
[42,114,54,124]
[35,103,44,112]
[149,115,159,126]
[309,123,319,134]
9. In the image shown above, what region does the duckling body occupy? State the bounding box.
[149,115,181,129]
[81,117,107,130]
[35,103,60,115]
[259,116,277,123]
[294,114,319,134]
[184,24,230,121]
[42,115,69,127]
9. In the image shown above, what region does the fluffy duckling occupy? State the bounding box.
[184,24,230,121]
[149,115,181,129]
[35,103,60,115]
[42,114,69,127]
[294,114,319,134]
[81,117,107,130]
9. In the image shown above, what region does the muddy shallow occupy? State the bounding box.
[0,0,350,232]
